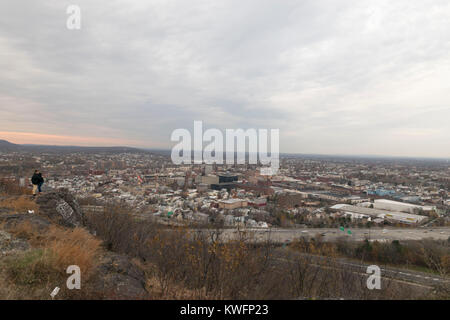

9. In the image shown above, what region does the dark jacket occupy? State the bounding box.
[37,173,44,184]
[31,173,40,185]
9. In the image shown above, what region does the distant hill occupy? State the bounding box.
[0,140,22,152]
[0,139,143,154]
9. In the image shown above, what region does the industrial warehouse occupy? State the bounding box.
[330,200,431,225]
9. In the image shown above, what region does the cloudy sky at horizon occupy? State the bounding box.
[1,0,450,157]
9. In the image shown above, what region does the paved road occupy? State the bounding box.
[333,258,448,288]
[218,227,450,243]
[272,251,449,289]
[189,226,450,289]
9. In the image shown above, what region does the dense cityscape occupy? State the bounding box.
[1,141,449,233]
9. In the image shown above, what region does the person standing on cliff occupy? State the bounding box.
[31,170,40,196]
[37,171,44,193]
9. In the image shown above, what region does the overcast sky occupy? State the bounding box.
[1,0,450,157]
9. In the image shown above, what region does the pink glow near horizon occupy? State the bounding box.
[0,131,146,147]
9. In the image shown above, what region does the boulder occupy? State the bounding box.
[36,189,84,228]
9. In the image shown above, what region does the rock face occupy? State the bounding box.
[36,189,84,228]
[93,253,148,299]
[0,212,52,231]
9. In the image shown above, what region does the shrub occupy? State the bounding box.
[84,206,447,300]
[45,227,101,277]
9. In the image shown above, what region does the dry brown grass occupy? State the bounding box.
[46,227,102,277]
[6,220,36,240]
[0,180,31,196]
[7,222,102,278]
[0,196,37,213]
[0,220,104,299]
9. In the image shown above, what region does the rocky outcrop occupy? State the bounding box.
[35,189,84,228]
[92,253,148,299]
[0,191,149,299]
[0,212,51,231]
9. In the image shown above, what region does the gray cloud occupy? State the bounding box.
[0,0,449,157]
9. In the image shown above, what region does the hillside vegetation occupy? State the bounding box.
[0,181,448,300]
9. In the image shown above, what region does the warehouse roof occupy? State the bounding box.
[330,204,427,223]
